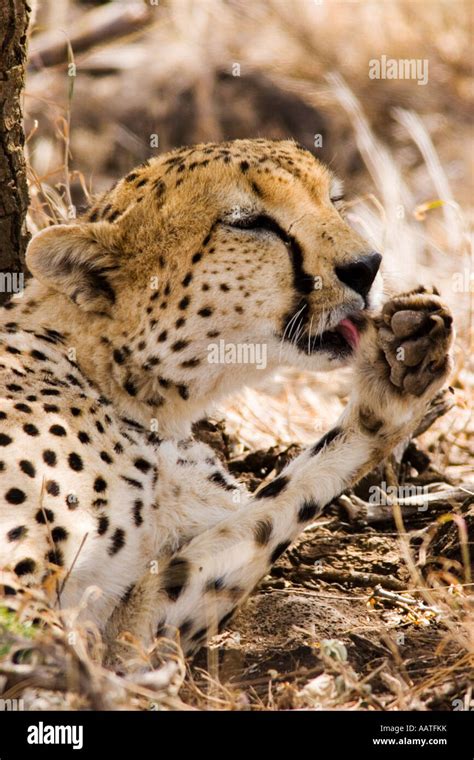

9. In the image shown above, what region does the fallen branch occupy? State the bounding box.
[29,4,154,70]
[312,567,405,591]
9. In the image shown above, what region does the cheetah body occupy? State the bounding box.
[0,139,453,653]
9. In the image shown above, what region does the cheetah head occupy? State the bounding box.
[26,139,383,431]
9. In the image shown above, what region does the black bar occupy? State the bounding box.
[0,710,472,757]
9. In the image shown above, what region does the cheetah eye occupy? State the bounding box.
[330,194,345,208]
[222,213,294,251]
[225,214,288,241]
[225,215,269,231]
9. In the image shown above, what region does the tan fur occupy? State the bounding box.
[0,140,453,663]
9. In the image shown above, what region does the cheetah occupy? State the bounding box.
[0,139,453,663]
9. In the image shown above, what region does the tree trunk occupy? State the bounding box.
[0,0,30,303]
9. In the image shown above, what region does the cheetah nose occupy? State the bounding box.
[335,252,382,299]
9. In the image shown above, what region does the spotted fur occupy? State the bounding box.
[0,139,453,663]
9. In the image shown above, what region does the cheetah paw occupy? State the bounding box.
[377,286,454,397]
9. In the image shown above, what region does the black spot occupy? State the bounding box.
[14,403,31,413]
[43,404,59,413]
[124,377,137,397]
[14,558,36,576]
[50,424,66,436]
[23,423,39,437]
[100,451,113,464]
[7,383,23,392]
[78,431,90,444]
[0,433,12,446]
[310,427,342,457]
[198,307,213,317]
[191,626,207,643]
[133,500,143,526]
[270,541,291,564]
[256,475,289,500]
[113,349,125,364]
[218,609,235,633]
[163,557,190,601]
[177,384,189,400]
[171,340,189,352]
[254,518,273,545]
[179,619,192,637]
[121,583,135,603]
[192,252,202,264]
[7,525,27,541]
[121,475,143,490]
[68,452,83,471]
[181,358,200,368]
[47,548,64,567]
[297,499,319,522]
[205,577,225,592]
[158,330,167,342]
[208,471,234,492]
[95,421,105,434]
[94,477,107,493]
[97,515,109,535]
[182,273,192,287]
[70,407,82,417]
[51,526,68,542]
[43,450,57,466]
[19,460,35,478]
[35,508,54,524]
[0,411,6,420]
[178,296,190,310]
[5,488,26,504]
[108,528,126,556]
[46,480,60,496]
[134,458,152,473]
[31,350,47,361]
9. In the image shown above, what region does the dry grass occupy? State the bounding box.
[0,0,472,711]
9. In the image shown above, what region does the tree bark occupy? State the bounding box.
[0,0,30,303]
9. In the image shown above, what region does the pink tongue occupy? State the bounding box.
[337,318,360,349]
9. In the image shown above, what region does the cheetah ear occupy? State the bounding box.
[26,223,119,314]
